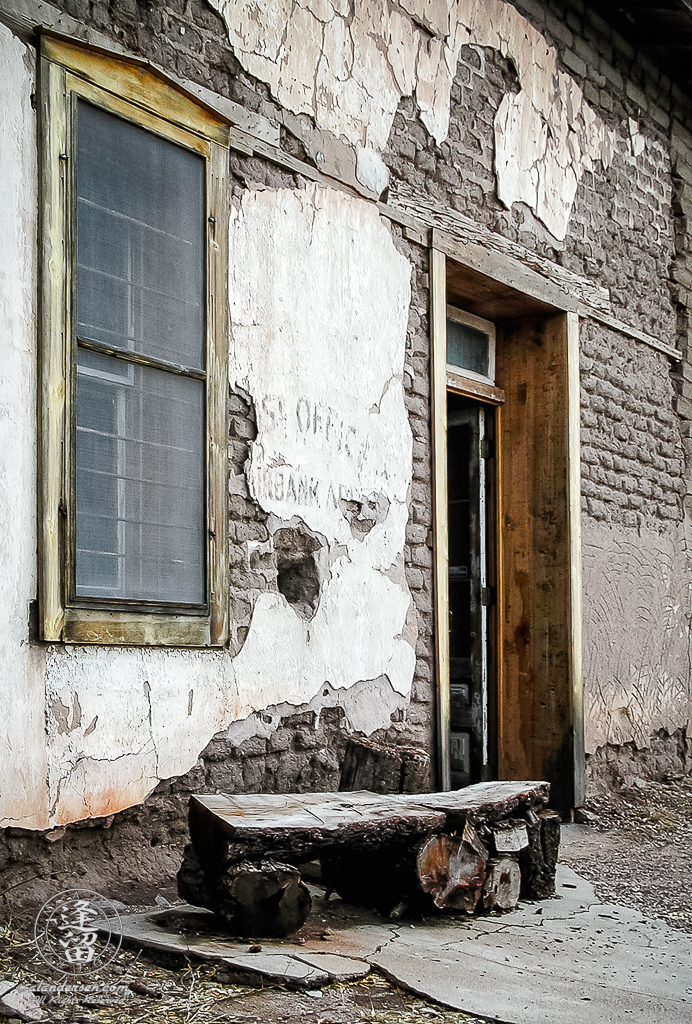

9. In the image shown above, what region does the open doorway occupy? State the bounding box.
[430,241,584,816]
[447,394,496,788]
[444,305,501,790]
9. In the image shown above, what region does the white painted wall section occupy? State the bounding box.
[0,24,49,828]
[209,0,616,239]
[229,184,416,712]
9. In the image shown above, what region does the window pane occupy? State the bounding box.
[76,101,205,371]
[447,319,490,378]
[75,351,205,605]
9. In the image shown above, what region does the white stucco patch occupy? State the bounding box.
[209,0,616,239]
[229,184,415,709]
[42,647,235,824]
[0,25,49,828]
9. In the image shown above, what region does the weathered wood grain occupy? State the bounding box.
[482,856,521,910]
[339,738,430,794]
[416,834,486,913]
[519,810,561,899]
[189,782,550,870]
[490,819,529,854]
[400,781,550,832]
[189,792,447,869]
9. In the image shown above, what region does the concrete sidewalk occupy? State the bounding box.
[371,865,692,1023]
[115,863,692,1023]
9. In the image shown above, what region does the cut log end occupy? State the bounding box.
[417,834,487,913]
[483,856,521,910]
[177,844,312,937]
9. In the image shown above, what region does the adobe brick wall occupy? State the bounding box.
[579,320,685,529]
[3,0,692,902]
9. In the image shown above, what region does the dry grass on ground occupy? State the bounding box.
[0,918,481,1024]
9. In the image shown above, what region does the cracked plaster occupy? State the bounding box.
[229,183,416,711]
[0,32,416,834]
[581,519,692,754]
[210,0,617,238]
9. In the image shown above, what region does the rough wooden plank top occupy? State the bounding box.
[191,791,445,836]
[189,791,447,866]
[398,781,550,829]
[188,782,550,867]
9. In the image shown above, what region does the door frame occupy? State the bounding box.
[430,240,584,813]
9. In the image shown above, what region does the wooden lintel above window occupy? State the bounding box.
[445,368,505,404]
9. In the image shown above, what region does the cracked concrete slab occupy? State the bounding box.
[113,866,692,1018]
[372,866,692,1023]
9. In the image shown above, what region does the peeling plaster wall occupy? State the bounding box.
[228,184,415,711]
[0,45,417,831]
[0,24,49,827]
[2,0,692,845]
[210,0,614,238]
[580,320,692,762]
[20,176,416,827]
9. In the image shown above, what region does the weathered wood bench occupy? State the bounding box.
[178,782,560,937]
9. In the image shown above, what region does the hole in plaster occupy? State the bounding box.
[279,124,314,166]
[274,527,323,620]
[503,54,521,95]
[340,494,390,540]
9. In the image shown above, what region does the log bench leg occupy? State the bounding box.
[519,810,561,899]
[321,833,488,916]
[178,844,312,937]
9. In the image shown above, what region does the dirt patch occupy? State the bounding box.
[0,915,481,1024]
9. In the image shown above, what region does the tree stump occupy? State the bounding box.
[339,738,431,794]
[177,844,312,937]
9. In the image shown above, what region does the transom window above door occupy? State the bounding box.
[446,306,496,386]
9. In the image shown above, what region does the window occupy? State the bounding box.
[446,306,496,386]
[39,33,229,645]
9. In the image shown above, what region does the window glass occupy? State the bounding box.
[447,318,490,378]
[76,102,205,371]
[76,353,205,604]
[74,102,206,606]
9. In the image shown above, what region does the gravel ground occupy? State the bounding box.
[2,778,690,1023]
[559,775,692,933]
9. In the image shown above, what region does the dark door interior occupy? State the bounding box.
[447,393,496,788]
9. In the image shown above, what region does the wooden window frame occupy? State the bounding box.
[38,32,229,646]
[446,304,497,386]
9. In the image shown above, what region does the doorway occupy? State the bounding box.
[430,242,584,815]
[447,394,496,787]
